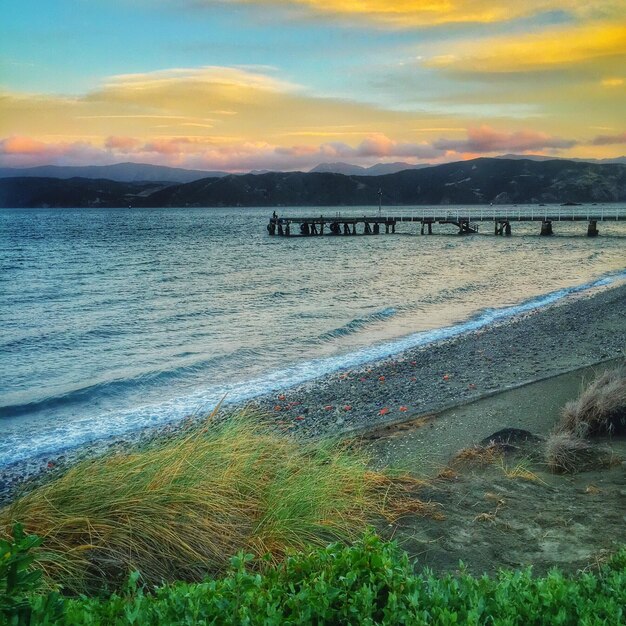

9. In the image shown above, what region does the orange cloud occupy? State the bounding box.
[433,126,577,152]
[0,127,583,170]
[104,136,141,151]
[1,136,49,154]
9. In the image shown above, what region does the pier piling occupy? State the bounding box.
[587,220,599,237]
[540,220,553,236]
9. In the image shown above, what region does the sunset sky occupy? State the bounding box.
[1,0,625,171]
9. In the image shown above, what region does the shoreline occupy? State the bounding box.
[1,280,625,505]
[250,280,626,440]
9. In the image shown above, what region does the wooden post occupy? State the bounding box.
[505,222,511,236]
[428,222,433,235]
[587,220,599,237]
[392,221,396,233]
[373,223,380,235]
[540,220,553,236]
[285,222,290,236]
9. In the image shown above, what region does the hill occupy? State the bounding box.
[0,162,227,183]
[0,177,169,208]
[142,158,626,207]
[2,158,626,208]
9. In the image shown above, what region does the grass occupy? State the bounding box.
[0,411,436,594]
[545,431,595,474]
[449,443,502,468]
[545,364,626,473]
[498,458,546,483]
[560,365,626,437]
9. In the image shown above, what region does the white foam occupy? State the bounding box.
[1,270,624,467]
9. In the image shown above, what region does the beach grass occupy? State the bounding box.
[545,364,626,472]
[0,410,432,594]
[560,365,626,437]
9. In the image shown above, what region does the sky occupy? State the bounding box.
[1,0,625,172]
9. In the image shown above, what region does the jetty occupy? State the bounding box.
[267,206,625,237]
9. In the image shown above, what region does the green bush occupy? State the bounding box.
[20,532,626,625]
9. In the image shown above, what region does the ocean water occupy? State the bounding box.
[1,205,625,466]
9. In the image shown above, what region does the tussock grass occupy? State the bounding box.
[0,412,434,594]
[545,365,626,473]
[545,432,594,474]
[560,366,626,437]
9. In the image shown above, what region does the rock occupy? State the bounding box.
[480,428,541,451]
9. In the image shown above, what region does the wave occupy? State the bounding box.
[0,269,624,467]
[317,307,397,342]
[0,347,263,419]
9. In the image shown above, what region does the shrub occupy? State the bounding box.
[23,533,626,625]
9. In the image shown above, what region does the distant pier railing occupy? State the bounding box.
[267,207,626,238]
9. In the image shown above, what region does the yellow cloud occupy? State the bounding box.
[424,22,626,72]
[0,66,451,146]
[226,0,623,26]
[601,78,624,87]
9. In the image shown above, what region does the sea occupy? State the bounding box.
[1,205,625,467]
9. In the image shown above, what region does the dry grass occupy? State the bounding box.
[560,366,626,437]
[498,458,545,484]
[450,444,502,468]
[545,431,595,474]
[545,366,626,474]
[0,412,436,593]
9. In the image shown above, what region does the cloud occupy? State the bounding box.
[423,22,626,73]
[590,131,626,145]
[208,0,623,27]
[0,126,583,170]
[433,126,577,153]
[0,136,113,167]
[601,78,624,87]
[104,136,141,151]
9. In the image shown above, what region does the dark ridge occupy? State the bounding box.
[2,158,626,208]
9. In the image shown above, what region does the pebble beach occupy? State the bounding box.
[1,280,625,505]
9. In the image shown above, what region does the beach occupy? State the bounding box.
[252,280,626,439]
[1,280,625,505]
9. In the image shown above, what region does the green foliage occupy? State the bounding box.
[0,523,62,626]
[21,533,626,625]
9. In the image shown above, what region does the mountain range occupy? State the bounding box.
[2,158,626,208]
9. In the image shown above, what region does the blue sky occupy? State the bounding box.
[1,0,624,170]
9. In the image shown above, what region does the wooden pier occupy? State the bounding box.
[267,207,626,237]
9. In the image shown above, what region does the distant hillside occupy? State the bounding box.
[2,158,626,208]
[496,154,626,166]
[142,158,626,207]
[0,177,169,208]
[0,162,227,183]
[309,161,430,176]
